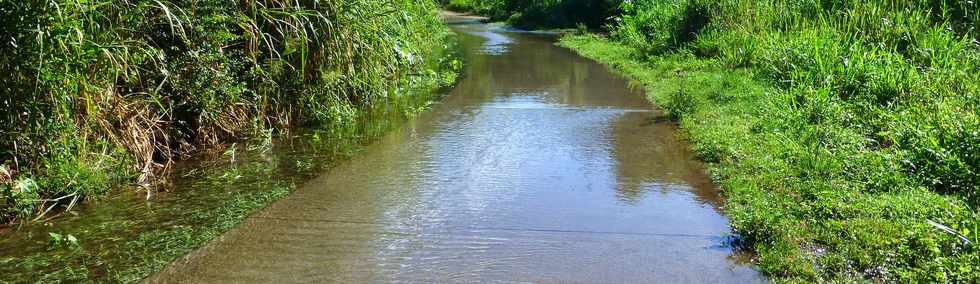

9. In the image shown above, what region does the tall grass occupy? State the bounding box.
[558,0,979,281]
[0,0,455,224]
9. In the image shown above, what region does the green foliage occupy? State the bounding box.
[1,176,39,219]
[442,0,511,19]
[0,0,455,223]
[440,0,621,30]
[46,233,80,251]
[560,0,979,280]
[608,0,980,201]
[1,76,452,282]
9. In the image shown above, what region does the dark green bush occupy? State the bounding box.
[440,0,620,30]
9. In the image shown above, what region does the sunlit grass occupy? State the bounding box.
[559,0,979,280]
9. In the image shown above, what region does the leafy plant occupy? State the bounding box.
[46,233,80,250]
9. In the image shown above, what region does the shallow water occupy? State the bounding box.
[148,17,765,283]
[0,51,434,283]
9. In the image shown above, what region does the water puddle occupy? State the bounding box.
[147,15,765,283]
[0,80,441,282]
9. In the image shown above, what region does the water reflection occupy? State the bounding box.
[148,15,765,283]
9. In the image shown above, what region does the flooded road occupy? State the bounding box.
[150,16,764,283]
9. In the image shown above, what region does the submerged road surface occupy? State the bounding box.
[149,15,765,283]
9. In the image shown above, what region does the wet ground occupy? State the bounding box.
[148,15,765,283]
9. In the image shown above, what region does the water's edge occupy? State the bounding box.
[0,45,460,283]
[147,15,764,283]
[1,14,764,283]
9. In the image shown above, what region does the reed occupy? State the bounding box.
[0,0,454,223]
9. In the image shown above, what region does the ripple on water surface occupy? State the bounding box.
[147,15,766,283]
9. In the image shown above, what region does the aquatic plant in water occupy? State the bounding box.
[0,0,454,223]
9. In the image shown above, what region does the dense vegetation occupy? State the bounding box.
[0,0,457,224]
[440,0,619,29]
[456,0,980,281]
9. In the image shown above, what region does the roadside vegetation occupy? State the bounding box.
[0,0,458,224]
[439,0,619,29]
[1,92,453,281]
[453,0,980,281]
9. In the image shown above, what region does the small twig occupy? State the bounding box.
[13,140,20,170]
[27,192,78,203]
[64,194,81,213]
[31,192,80,222]
[927,219,973,245]
[32,202,57,222]
[145,183,153,201]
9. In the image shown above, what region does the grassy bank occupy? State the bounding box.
[554,0,979,281]
[0,0,456,224]
[1,0,461,281]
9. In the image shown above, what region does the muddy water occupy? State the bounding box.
[149,17,764,283]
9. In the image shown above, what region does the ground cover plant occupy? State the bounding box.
[555,0,980,281]
[0,0,457,224]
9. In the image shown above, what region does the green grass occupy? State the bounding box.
[550,0,980,281]
[0,63,458,282]
[560,28,978,284]
[0,0,455,224]
[0,0,461,280]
